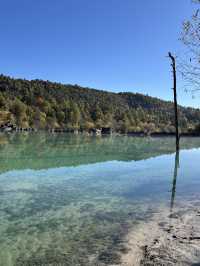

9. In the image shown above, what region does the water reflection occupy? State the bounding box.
[170,150,180,212]
[0,132,200,173]
[0,133,199,265]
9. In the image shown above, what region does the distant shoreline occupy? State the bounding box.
[1,127,200,138]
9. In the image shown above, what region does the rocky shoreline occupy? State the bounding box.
[120,202,200,266]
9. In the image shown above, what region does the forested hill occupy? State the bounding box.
[0,74,199,133]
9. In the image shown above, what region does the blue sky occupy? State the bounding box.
[0,0,199,107]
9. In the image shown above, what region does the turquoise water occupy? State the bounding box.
[0,133,200,265]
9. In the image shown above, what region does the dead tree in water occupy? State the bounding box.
[168,52,179,151]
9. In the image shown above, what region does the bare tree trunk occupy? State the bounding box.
[168,52,179,151]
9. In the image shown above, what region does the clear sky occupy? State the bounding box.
[0,0,199,107]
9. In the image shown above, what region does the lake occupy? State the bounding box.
[0,133,200,266]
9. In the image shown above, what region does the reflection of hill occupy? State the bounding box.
[0,133,200,173]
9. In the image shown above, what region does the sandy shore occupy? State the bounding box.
[119,202,200,266]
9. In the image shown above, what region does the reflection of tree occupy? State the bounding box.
[170,150,180,212]
[0,133,199,173]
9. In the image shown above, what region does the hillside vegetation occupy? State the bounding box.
[0,74,199,133]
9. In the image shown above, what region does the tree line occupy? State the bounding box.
[0,74,200,133]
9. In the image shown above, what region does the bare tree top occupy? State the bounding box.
[180,0,200,93]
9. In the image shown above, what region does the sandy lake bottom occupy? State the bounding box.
[0,133,200,266]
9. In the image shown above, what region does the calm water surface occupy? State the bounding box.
[0,133,200,265]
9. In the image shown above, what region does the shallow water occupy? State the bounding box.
[0,133,200,265]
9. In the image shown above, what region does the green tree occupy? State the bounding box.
[0,94,7,110]
[10,99,28,127]
[69,102,81,128]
